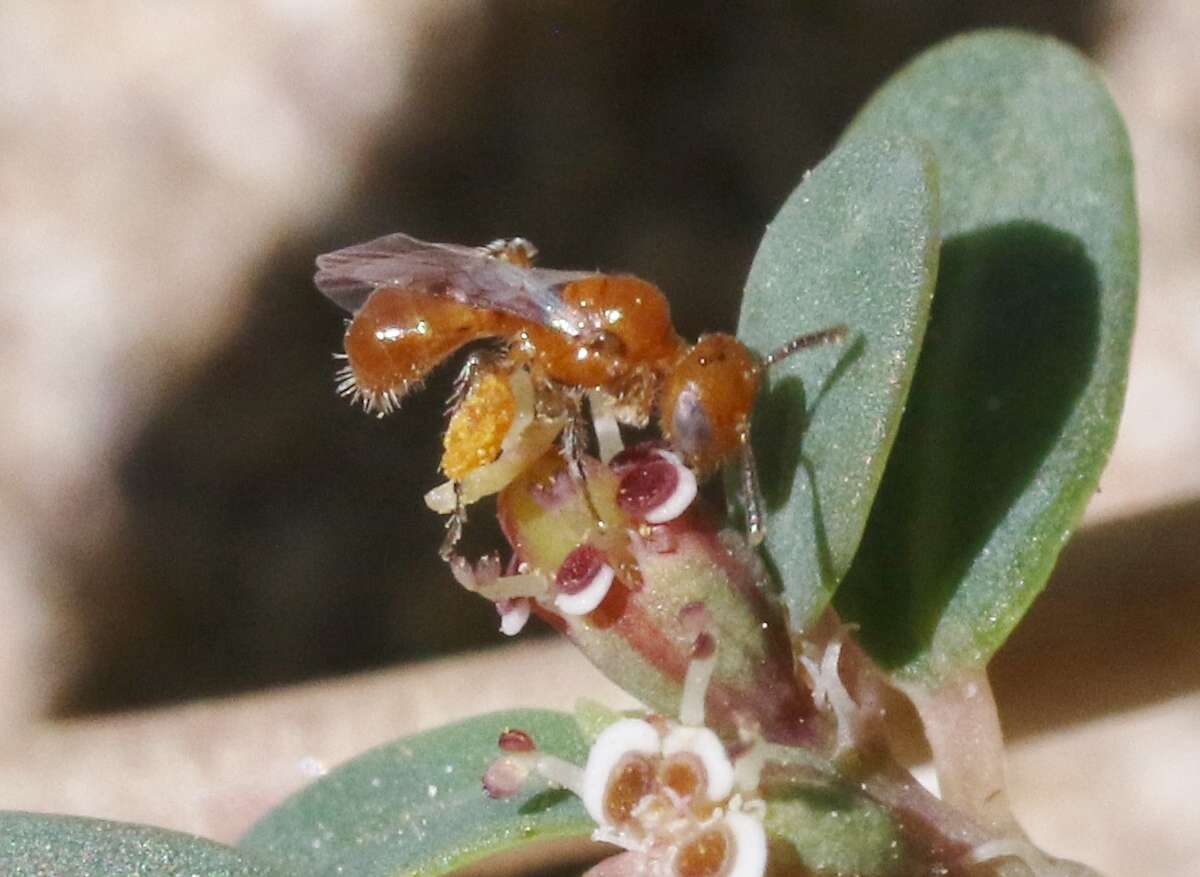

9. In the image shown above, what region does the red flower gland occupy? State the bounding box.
[498,728,536,752]
[616,449,697,524]
[554,544,616,616]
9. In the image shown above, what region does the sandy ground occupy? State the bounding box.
[0,2,1197,875]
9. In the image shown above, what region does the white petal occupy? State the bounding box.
[424,481,457,515]
[662,726,734,802]
[582,718,661,824]
[554,562,615,616]
[498,599,531,636]
[724,812,768,877]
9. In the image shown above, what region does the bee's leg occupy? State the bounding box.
[740,430,767,547]
[446,348,493,417]
[478,237,539,267]
[441,347,506,559]
[562,401,606,531]
[438,353,494,562]
[438,481,467,561]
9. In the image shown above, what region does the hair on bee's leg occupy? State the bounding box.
[438,481,467,562]
[763,324,848,367]
[438,352,496,562]
[446,356,476,416]
[739,431,767,547]
[446,347,502,417]
[561,402,606,532]
[478,237,539,267]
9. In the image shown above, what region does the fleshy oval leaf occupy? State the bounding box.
[240,710,593,877]
[764,785,906,877]
[737,136,939,631]
[0,811,282,876]
[834,31,1138,678]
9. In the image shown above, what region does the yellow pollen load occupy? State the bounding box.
[441,372,517,480]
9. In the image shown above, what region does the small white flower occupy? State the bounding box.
[486,641,770,877]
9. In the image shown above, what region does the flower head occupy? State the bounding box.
[485,642,771,877]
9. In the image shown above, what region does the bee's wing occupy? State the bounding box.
[314,233,596,336]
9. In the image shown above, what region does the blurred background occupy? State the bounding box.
[1,2,1197,874]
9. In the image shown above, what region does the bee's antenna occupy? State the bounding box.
[763,324,848,368]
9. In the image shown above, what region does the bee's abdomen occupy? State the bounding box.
[340,287,519,413]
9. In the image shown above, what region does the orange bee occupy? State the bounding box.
[316,233,844,549]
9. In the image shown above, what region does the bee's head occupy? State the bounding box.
[659,334,762,474]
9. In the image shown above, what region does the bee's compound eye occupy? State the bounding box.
[669,384,713,461]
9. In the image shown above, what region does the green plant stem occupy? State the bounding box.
[902,668,1019,835]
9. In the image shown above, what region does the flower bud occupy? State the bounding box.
[497,443,814,745]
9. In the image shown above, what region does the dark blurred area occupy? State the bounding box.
[65,2,1112,714]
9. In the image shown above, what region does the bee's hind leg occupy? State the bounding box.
[438,351,501,561]
[446,347,506,417]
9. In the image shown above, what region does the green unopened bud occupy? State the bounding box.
[496,443,815,745]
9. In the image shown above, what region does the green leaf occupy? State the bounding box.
[0,811,281,876]
[737,136,939,631]
[764,784,906,877]
[240,710,593,877]
[834,31,1138,678]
